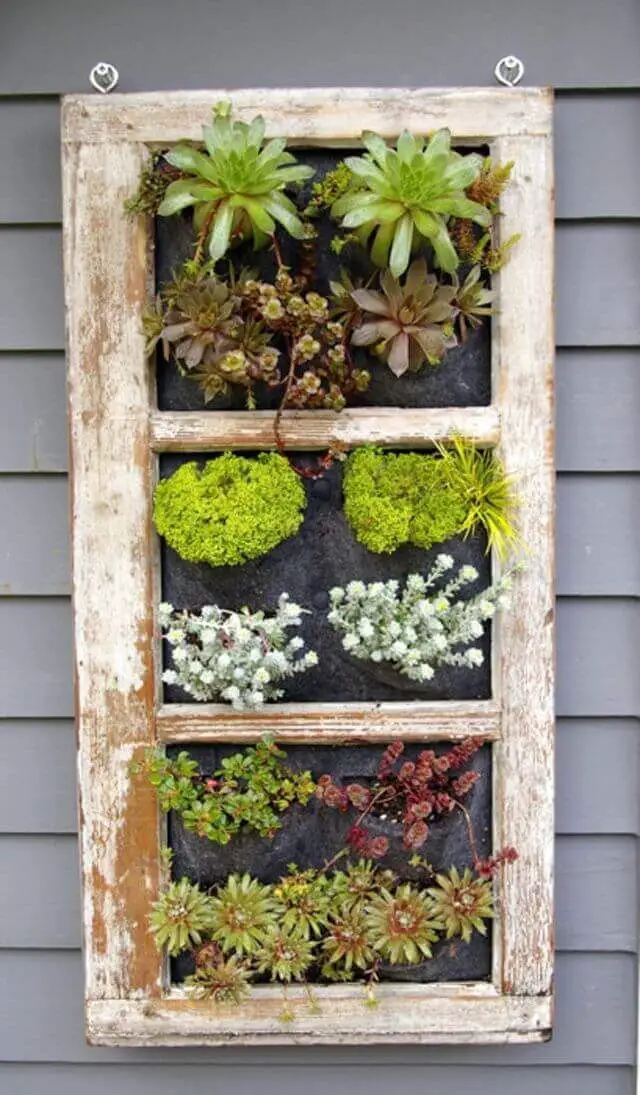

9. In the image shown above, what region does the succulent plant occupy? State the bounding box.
[145,272,279,402]
[332,128,491,276]
[350,259,457,375]
[365,884,442,964]
[158,104,314,262]
[184,955,253,1003]
[428,867,494,943]
[148,877,214,957]
[329,859,396,910]
[322,905,376,975]
[208,874,278,957]
[255,927,316,982]
[452,265,495,340]
[273,868,333,939]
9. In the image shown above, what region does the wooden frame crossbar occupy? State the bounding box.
[62,86,554,1047]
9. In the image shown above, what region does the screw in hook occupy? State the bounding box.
[89,62,119,94]
[494,55,524,87]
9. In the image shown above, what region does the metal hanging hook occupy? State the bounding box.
[494,55,524,87]
[90,62,119,94]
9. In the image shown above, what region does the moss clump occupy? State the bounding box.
[342,447,467,554]
[153,453,306,567]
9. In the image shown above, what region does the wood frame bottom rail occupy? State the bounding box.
[156,700,501,742]
[86,988,552,1045]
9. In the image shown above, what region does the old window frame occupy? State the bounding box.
[62,87,554,1046]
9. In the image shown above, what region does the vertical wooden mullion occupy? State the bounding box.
[63,128,163,1003]
[491,122,555,996]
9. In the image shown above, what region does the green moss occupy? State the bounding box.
[342,447,467,554]
[153,453,306,567]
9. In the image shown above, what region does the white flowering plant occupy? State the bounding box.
[158,596,318,709]
[327,554,519,683]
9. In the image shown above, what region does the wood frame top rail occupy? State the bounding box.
[150,406,501,452]
[156,699,501,742]
[62,87,553,145]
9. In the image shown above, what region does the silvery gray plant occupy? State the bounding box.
[327,554,518,682]
[158,596,318,709]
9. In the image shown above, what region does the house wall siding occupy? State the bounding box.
[1,2,638,1092]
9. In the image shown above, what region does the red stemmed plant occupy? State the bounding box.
[316,739,517,873]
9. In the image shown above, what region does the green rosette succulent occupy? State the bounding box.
[158,105,314,262]
[332,128,491,276]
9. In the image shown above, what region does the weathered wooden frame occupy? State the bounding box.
[62,87,554,1046]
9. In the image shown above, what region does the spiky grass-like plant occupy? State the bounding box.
[435,436,520,560]
[184,956,253,1003]
[332,129,491,276]
[208,874,277,956]
[428,867,494,943]
[350,258,457,375]
[365,885,441,964]
[158,104,314,262]
[255,927,315,982]
[148,877,214,957]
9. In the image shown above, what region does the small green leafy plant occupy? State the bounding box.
[331,128,491,276]
[343,446,466,553]
[153,452,306,567]
[342,444,520,557]
[157,103,314,263]
[139,739,316,844]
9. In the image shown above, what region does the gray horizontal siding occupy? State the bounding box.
[556,721,640,835]
[0,722,76,833]
[1,598,636,718]
[0,229,64,350]
[2,472,638,596]
[0,950,632,1064]
[4,225,640,351]
[556,476,640,596]
[2,0,640,93]
[4,94,640,225]
[0,355,67,473]
[0,1065,634,1095]
[2,718,637,837]
[1,833,634,951]
[0,600,73,718]
[2,350,637,475]
[555,95,640,218]
[0,477,69,595]
[556,351,640,471]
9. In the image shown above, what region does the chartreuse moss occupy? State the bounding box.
[342,446,467,554]
[153,452,306,567]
